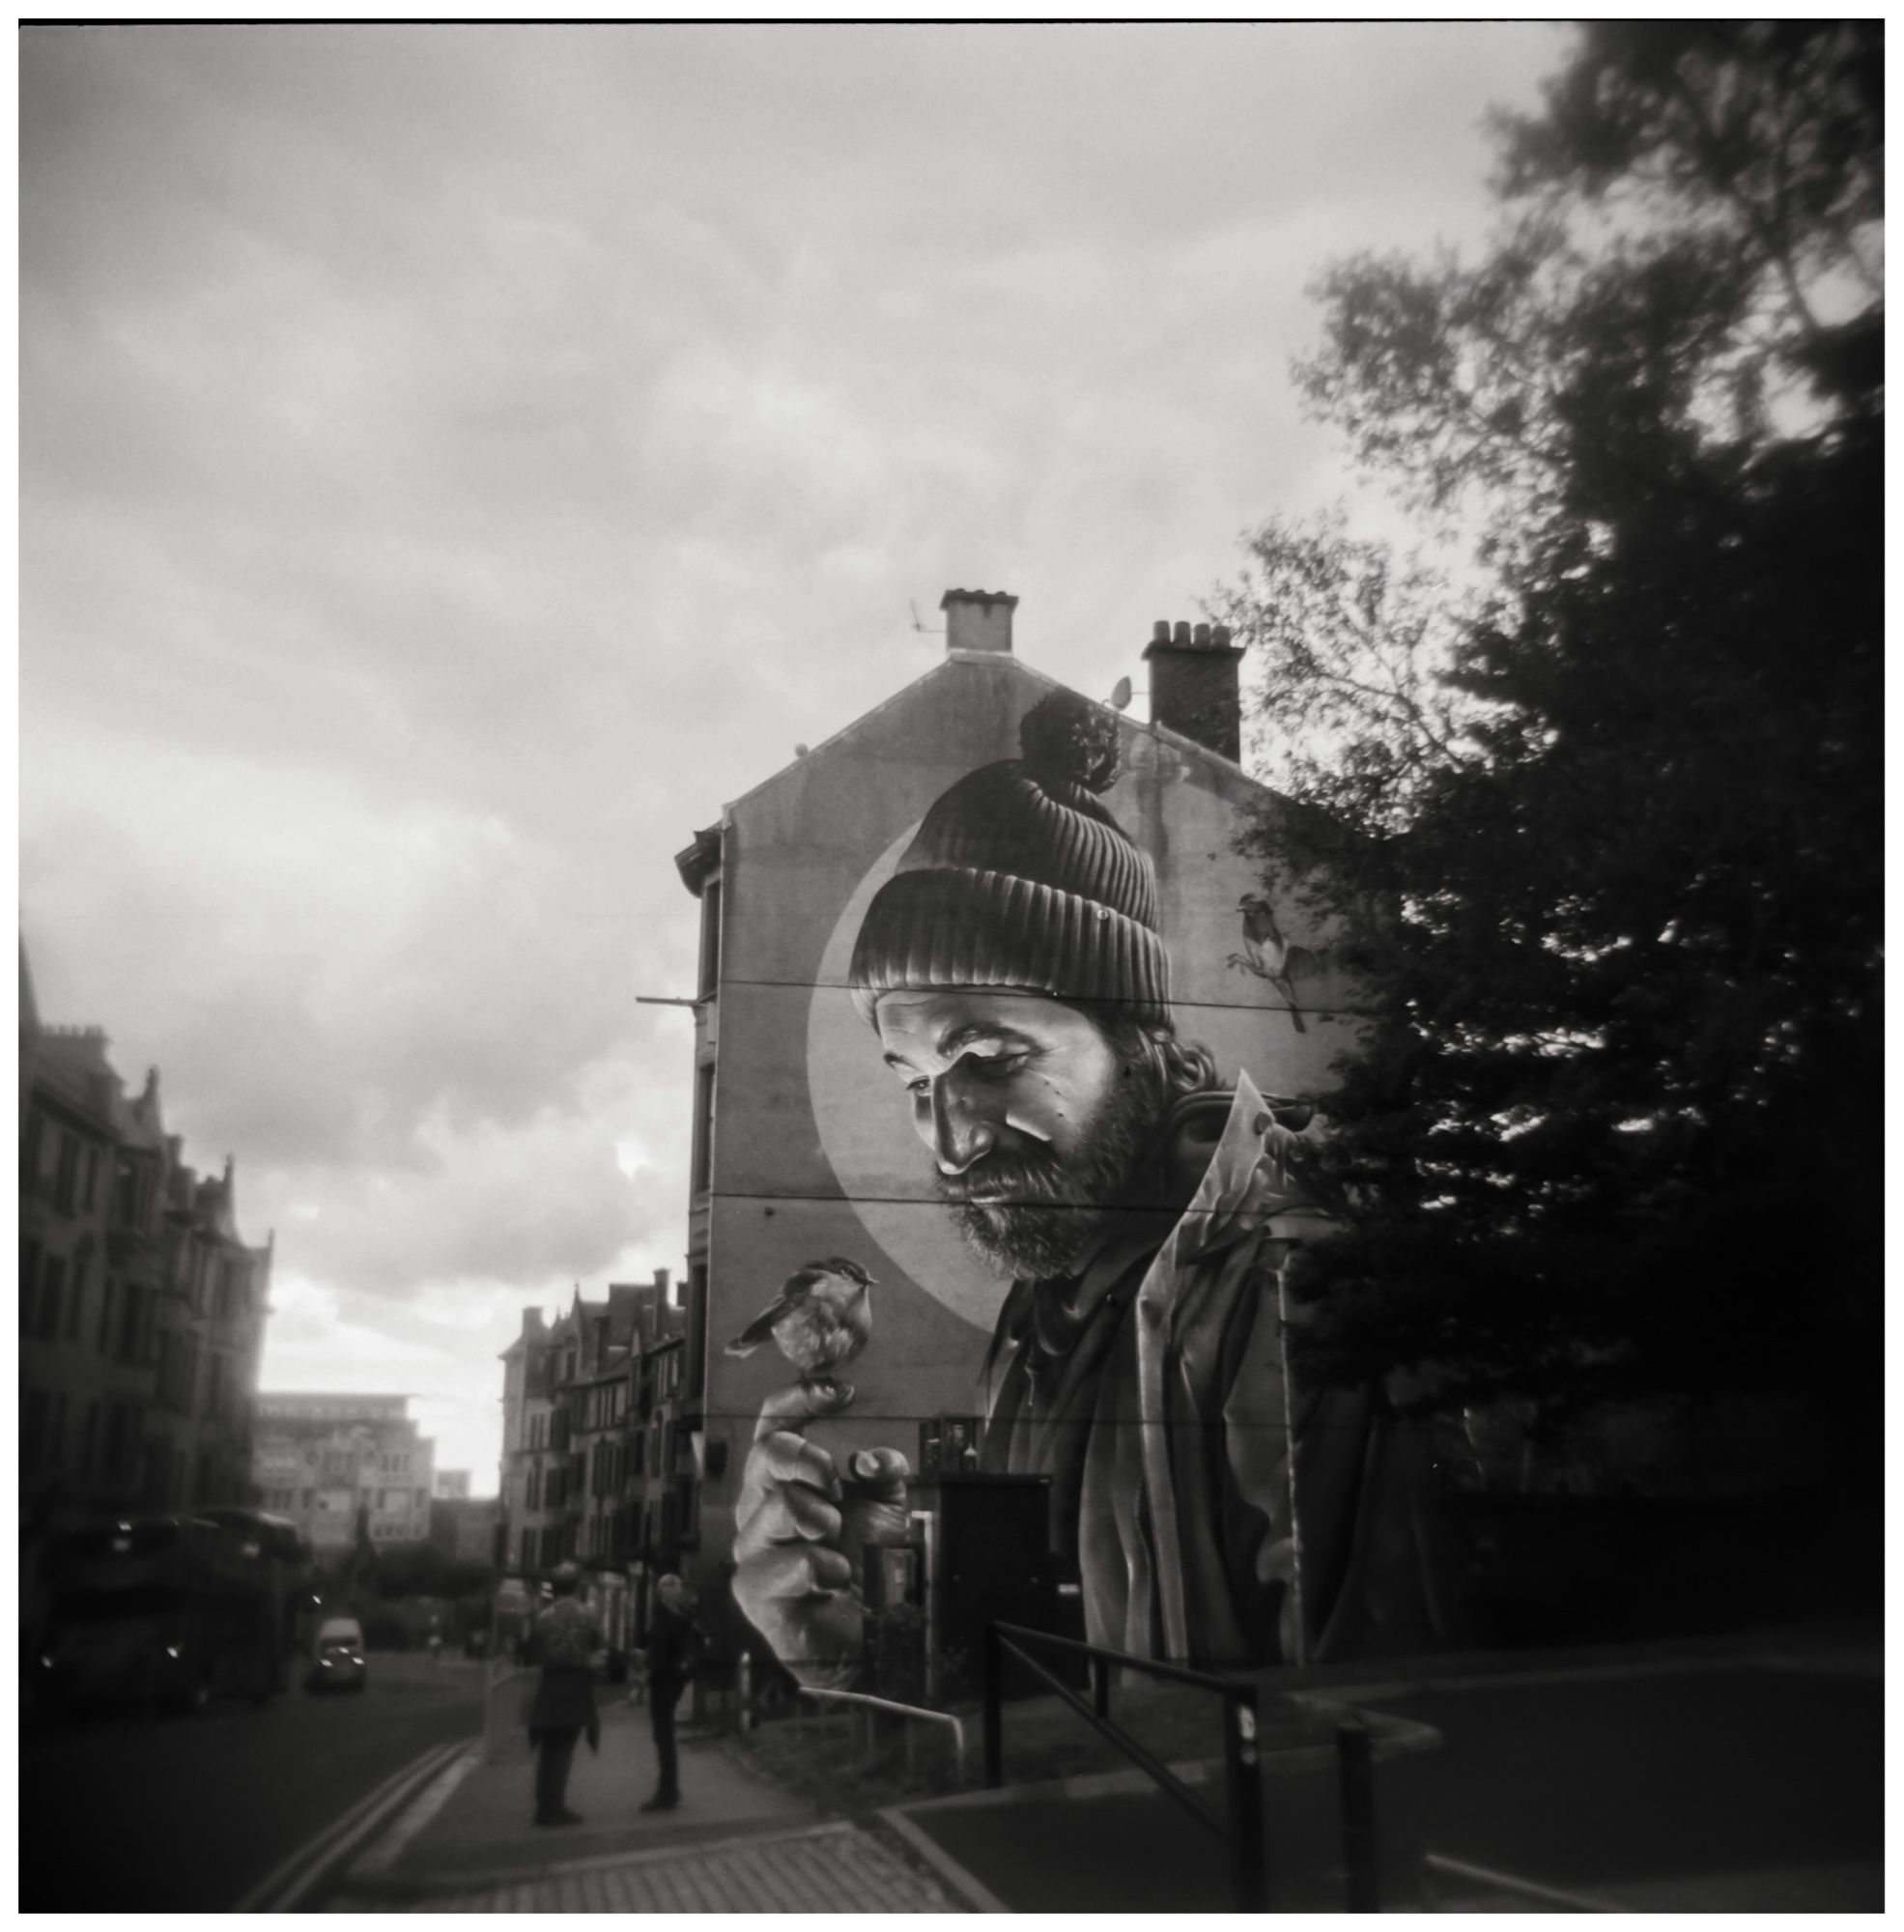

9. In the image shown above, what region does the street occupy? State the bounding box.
[19,1650,484,1912]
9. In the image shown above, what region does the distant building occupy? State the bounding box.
[496,1270,687,1651]
[19,942,271,1535]
[434,1468,471,1500]
[251,1393,435,1552]
[428,1493,500,1567]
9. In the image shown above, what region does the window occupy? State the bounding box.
[79,1402,99,1476]
[112,1154,138,1231]
[118,1281,145,1363]
[20,1237,41,1334]
[97,1275,115,1354]
[81,1144,99,1213]
[66,1248,88,1341]
[696,874,722,999]
[22,1389,47,1473]
[36,1255,65,1341]
[53,1134,78,1215]
[104,1405,135,1479]
[690,1062,716,1195]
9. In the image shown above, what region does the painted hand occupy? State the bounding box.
[731,1381,911,1689]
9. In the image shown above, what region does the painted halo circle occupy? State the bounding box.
[805,822,1008,1335]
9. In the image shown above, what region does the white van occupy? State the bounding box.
[305,1615,367,1693]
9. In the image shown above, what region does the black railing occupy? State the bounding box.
[982,1621,1265,1910]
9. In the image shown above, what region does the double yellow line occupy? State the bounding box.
[232,1738,471,1912]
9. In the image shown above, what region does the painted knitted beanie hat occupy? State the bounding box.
[849,690,1169,1026]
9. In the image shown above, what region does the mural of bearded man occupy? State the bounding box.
[731,690,1450,1684]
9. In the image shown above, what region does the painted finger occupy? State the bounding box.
[844,1448,913,1504]
[735,1539,853,1600]
[752,1430,840,1498]
[752,1379,854,1443]
[736,1484,841,1552]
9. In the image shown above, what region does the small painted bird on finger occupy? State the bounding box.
[725,1258,876,1386]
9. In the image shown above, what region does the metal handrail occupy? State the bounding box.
[983,1621,1265,1910]
[1422,1853,1626,1913]
[796,1685,967,1778]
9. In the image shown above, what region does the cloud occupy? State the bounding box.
[21,21,1569,1484]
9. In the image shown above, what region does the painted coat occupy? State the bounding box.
[980,1071,1452,1667]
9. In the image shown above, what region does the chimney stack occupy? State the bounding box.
[1142,617,1244,762]
[941,587,1017,656]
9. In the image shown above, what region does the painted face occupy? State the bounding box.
[873,988,1160,1277]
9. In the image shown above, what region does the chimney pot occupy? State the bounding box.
[1151,620,1171,643]
[940,587,1017,656]
[1142,614,1247,762]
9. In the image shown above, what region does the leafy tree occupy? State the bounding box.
[1215,23,1881,1449]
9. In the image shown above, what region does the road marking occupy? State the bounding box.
[346,1746,480,1878]
[232,1738,466,1911]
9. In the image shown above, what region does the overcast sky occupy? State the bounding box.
[20,21,1567,1488]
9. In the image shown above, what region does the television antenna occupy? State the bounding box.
[909,600,944,637]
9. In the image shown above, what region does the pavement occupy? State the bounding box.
[320,1675,982,1912]
[310,1625,1883,1913]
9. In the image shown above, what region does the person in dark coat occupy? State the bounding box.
[526,1563,602,1827]
[634,1574,703,1812]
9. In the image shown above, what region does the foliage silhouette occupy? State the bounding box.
[1213,24,1881,1452]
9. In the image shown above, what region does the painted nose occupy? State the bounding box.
[925,1077,997,1176]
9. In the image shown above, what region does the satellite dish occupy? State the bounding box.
[1109,676,1133,712]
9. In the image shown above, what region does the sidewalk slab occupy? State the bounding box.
[334,1696,815,1899]
[333,1819,969,1913]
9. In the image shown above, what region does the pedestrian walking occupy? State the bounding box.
[633,1574,705,1812]
[526,1563,603,1828]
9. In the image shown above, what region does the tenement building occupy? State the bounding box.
[20,942,271,1537]
[496,1270,687,1652]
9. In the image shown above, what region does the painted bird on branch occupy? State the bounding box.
[725,1258,876,1385]
[1228,893,1321,1033]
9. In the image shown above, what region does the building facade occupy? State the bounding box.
[251,1393,435,1553]
[428,1492,502,1567]
[495,1270,689,1651]
[669,590,1394,1673]
[20,945,272,1538]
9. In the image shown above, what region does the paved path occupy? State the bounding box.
[327,1690,977,1911]
[334,1819,966,1912]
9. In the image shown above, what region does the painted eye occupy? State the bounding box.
[968,1053,1029,1083]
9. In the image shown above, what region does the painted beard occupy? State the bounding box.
[936,1066,1161,1280]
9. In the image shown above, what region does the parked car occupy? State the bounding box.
[305,1616,368,1693]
